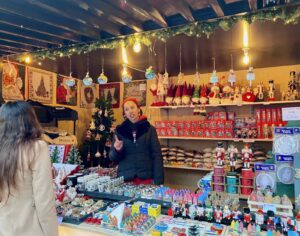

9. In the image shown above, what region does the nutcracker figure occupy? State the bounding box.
[241,143,252,169]
[215,142,225,166]
[223,205,232,224]
[243,208,251,225]
[214,205,223,223]
[227,144,238,172]
[266,210,275,232]
[255,208,264,226]
[296,211,300,233]
[268,80,275,101]
[195,204,205,221]
[231,206,241,222]
[181,203,189,219]
[205,205,213,222]
[288,71,299,100]
[281,213,292,233]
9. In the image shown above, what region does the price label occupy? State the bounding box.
[262,203,276,213]
[139,83,146,91]
[282,107,300,121]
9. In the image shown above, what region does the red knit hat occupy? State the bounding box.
[122,97,140,114]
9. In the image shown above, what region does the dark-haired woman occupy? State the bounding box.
[0,101,58,236]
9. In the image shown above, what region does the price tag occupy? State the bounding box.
[57,216,64,225]
[282,107,300,121]
[139,83,146,91]
[262,203,276,213]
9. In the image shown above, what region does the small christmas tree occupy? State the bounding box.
[50,146,60,164]
[80,96,115,167]
[66,146,82,165]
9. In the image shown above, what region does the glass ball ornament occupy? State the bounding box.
[97,71,108,84]
[210,70,218,85]
[246,67,255,87]
[228,69,236,87]
[82,72,93,86]
[145,66,156,80]
[122,66,132,83]
[66,73,76,87]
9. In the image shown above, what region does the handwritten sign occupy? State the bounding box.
[282,107,300,121]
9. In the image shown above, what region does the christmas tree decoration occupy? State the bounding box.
[50,146,60,164]
[121,64,132,83]
[145,66,156,80]
[90,120,96,130]
[66,146,82,165]
[246,67,255,87]
[98,55,108,84]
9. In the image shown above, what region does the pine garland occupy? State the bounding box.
[16,4,300,61]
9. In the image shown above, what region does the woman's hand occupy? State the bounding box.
[114,135,123,151]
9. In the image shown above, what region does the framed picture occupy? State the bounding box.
[28,67,54,104]
[56,75,78,106]
[99,82,120,108]
[123,80,147,106]
[1,62,25,101]
[80,82,98,108]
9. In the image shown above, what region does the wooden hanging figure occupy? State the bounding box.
[241,143,252,169]
[257,82,264,101]
[268,80,275,101]
[227,144,238,172]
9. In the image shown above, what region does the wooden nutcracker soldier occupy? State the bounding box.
[214,205,223,223]
[227,144,238,172]
[243,208,252,225]
[223,205,232,224]
[296,211,300,233]
[266,210,275,232]
[255,208,264,227]
[215,142,225,166]
[242,143,252,169]
[268,80,275,101]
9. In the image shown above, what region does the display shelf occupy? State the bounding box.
[164,165,212,171]
[158,136,273,142]
[150,100,300,109]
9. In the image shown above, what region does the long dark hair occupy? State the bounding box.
[0,101,42,201]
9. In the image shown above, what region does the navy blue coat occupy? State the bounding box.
[109,118,164,185]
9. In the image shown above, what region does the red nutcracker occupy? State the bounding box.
[214,205,223,223]
[243,208,251,225]
[241,143,252,169]
[296,211,300,233]
[215,142,225,166]
[266,210,275,231]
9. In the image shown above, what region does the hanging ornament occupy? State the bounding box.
[105,139,112,147]
[89,120,96,130]
[121,64,132,83]
[104,109,108,117]
[98,53,108,84]
[194,39,200,86]
[163,43,169,86]
[145,66,156,80]
[228,55,236,87]
[103,149,107,158]
[87,152,91,162]
[95,133,101,140]
[246,67,255,87]
[177,43,184,85]
[95,145,101,158]
[83,53,93,86]
[66,56,76,87]
[99,124,105,131]
[98,109,103,117]
[85,130,92,140]
[210,58,218,85]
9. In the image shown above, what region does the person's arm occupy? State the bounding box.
[32,140,58,236]
[150,127,164,185]
[109,133,124,162]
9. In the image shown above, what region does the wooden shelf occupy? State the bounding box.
[159,136,273,142]
[150,100,300,109]
[164,165,212,171]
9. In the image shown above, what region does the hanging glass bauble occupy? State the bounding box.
[97,71,108,84]
[228,69,236,87]
[163,71,169,85]
[95,151,101,158]
[66,74,76,87]
[99,124,105,131]
[90,120,96,130]
[98,109,103,117]
[104,109,108,117]
[83,72,93,86]
[194,71,200,85]
[246,67,255,87]
[145,66,156,80]
[178,72,184,84]
[122,72,132,83]
[210,70,218,85]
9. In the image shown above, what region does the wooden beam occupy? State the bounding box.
[0,14,82,43]
[0,45,30,52]
[224,0,241,3]
[0,39,36,51]
[0,0,101,39]
[0,24,63,46]
[72,0,143,32]
[164,0,195,22]
[111,0,168,27]
[0,34,47,49]
[208,0,225,17]
[26,0,121,36]
[248,0,257,10]
[0,48,21,54]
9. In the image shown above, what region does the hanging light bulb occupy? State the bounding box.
[242,52,250,65]
[24,55,31,64]
[210,57,218,85]
[98,53,108,84]
[121,64,132,83]
[83,53,93,86]
[133,41,141,53]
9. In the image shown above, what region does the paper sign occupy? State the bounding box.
[282,107,300,121]
[139,83,146,91]
[262,203,276,213]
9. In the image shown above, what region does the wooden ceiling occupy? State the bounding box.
[0,0,293,57]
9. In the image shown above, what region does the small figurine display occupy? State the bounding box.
[195,204,205,221]
[215,142,225,166]
[243,208,252,225]
[266,210,275,232]
[227,144,238,172]
[180,203,189,219]
[268,80,275,101]
[242,86,256,102]
[205,205,213,222]
[296,211,300,233]
[208,84,221,105]
[241,143,252,169]
[221,84,233,105]
[222,205,231,224]
[255,208,264,226]
[213,205,222,223]
[287,71,299,100]
[233,86,242,104]
[257,82,264,101]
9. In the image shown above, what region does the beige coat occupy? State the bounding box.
[0,140,58,236]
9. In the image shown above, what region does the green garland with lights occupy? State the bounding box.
[16,4,300,62]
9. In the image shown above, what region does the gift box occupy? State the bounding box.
[178,129,184,136]
[148,204,161,218]
[216,120,225,129]
[225,129,233,138]
[197,129,204,137]
[210,120,217,129]
[217,129,224,138]
[176,121,185,129]
[225,120,234,129]
[155,121,162,129]
[160,128,167,136]
[218,112,227,120]
[184,129,192,137]
[198,120,205,129]
[184,121,192,129]
[227,112,235,121]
